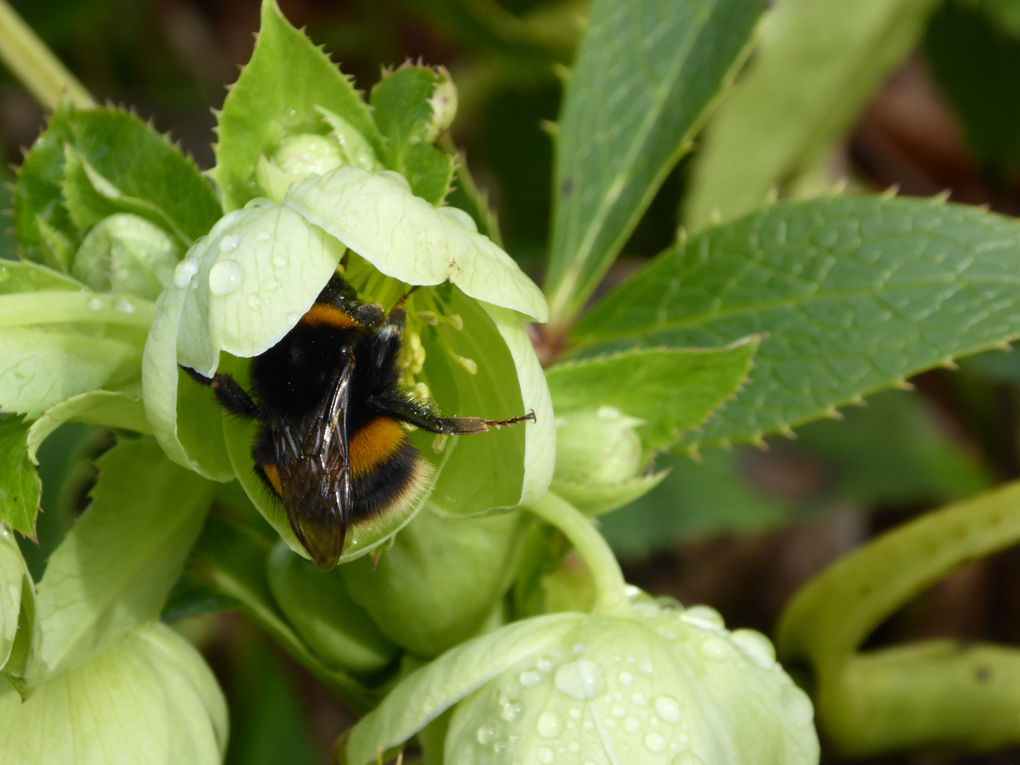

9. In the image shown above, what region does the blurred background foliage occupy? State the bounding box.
[9,0,1020,762]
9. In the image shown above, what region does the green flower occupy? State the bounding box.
[142,166,554,563]
[345,596,819,765]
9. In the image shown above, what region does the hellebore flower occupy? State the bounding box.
[142,165,555,563]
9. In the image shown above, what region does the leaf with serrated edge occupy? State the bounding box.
[573,196,1020,447]
[346,614,583,765]
[0,623,227,764]
[211,0,382,211]
[545,0,768,325]
[547,340,758,453]
[684,0,939,230]
[0,418,41,539]
[27,439,212,684]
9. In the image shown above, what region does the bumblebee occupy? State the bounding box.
[186,273,534,571]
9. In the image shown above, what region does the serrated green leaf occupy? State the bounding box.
[0,418,41,539]
[14,104,220,264]
[684,0,939,231]
[572,196,1020,447]
[63,145,193,246]
[346,613,583,765]
[0,257,84,293]
[370,65,455,204]
[28,439,212,683]
[547,340,758,452]
[925,0,1020,177]
[545,0,768,326]
[211,0,382,211]
[0,623,227,764]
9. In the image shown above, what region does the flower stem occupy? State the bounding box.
[0,0,94,110]
[529,492,629,615]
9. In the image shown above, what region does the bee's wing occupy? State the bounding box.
[275,353,354,571]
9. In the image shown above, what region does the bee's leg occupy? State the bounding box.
[181,365,260,419]
[370,392,535,435]
[392,285,421,310]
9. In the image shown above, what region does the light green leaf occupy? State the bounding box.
[572,196,1020,447]
[211,0,382,211]
[27,390,151,466]
[0,528,36,676]
[547,340,758,452]
[0,290,153,416]
[0,260,82,294]
[0,623,227,765]
[29,439,212,683]
[283,167,548,321]
[346,613,583,764]
[684,0,939,231]
[545,0,768,326]
[370,65,455,204]
[340,509,526,658]
[0,418,41,539]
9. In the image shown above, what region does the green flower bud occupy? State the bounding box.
[425,68,458,143]
[347,599,819,765]
[340,508,527,658]
[71,213,182,300]
[552,406,668,516]
[256,134,346,203]
[267,542,399,676]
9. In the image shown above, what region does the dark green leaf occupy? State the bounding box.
[573,196,1020,446]
[211,0,382,211]
[546,340,758,452]
[0,418,41,540]
[545,0,768,325]
[14,104,219,264]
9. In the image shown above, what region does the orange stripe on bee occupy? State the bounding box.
[350,417,407,479]
[261,463,284,496]
[300,303,360,329]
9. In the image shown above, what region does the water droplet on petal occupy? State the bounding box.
[611,705,626,719]
[731,629,776,669]
[376,169,411,190]
[263,277,280,292]
[247,294,262,310]
[654,696,682,724]
[554,660,606,700]
[272,253,289,268]
[701,637,732,661]
[568,742,580,753]
[619,671,634,686]
[255,231,271,242]
[114,297,135,314]
[537,657,554,672]
[645,732,667,753]
[219,234,240,252]
[476,725,495,745]
[656,626,678,641]
[639,660,656,677]
[520,669,542,688]
[501,702,523,722]
[681,605,725,632]
[623,716,641,734]
[286,311,302,325]
[537,711,563,739]
[537,745,555,763]
[631,691,647,706]
[568,707,581,720]
[208,260,243,295]
[87,297,103,310]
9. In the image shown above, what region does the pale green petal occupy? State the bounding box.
[283,167,548,321]
[346,613,583,765]
[0,623,227,765]
[142,203,343,477]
